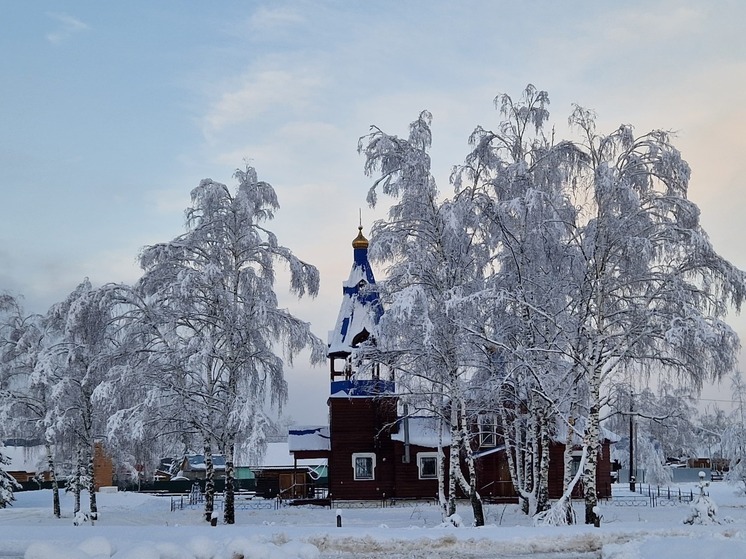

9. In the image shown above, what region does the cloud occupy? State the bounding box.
[146,187,192,216]
[45,12,89,45]
[601,4,701,45]
[213,120,344,168]
[83,247,143,287]
[202,68,324,138]
[249,6,304,30]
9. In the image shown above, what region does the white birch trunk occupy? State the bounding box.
[582,363,602,526]
[87,446,98,521]
[536,402,550,513]
[44,442,61,518]
[458,398,484,526]
[203,442,215,522]
[447,402,459,518]
[534,446,588,526]
[562,412,577,524]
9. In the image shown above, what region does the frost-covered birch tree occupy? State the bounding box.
[606,381,697,484]
[361,86,746,528]
[44,279,124,521]
[0,295,26,508]
[564,106,746,525]
[462,89,746,525]
[455,85,586,519]
[0,446,19,509]
[359,111,489,526]
[722,371,746,488]
[110,164,325,524]
[696,406,728,471]
[0,296,29,510]
[0,294,62,517]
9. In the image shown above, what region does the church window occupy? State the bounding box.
[478,413,498,447]
[352,453,376,480]
[417,452,438,479]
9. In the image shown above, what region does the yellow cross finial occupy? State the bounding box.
[352,214,368,249]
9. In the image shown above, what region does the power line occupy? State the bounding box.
[697,397,737,404]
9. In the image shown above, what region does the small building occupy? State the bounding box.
[93,441,114,490]
[3,439,114,491]
[175,454,227,481]
[248,440,327,499]
[2,440,47,484]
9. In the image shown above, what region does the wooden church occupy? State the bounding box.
[289,227,614,503]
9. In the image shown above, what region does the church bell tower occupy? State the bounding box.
[327,225,384,383]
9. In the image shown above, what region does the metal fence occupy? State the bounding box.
[603,483,694,508]
[171,491,285,512]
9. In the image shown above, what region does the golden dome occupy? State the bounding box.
[352,226,369,249]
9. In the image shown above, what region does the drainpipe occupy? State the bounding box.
[403,404,411,464]
[629,389,636,492]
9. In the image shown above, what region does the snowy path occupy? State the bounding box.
[2,484,746,558]
[313,534,604,558]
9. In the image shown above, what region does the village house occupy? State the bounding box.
[288,227,615,503]
[3,439,113,490]
[248,439,327,500]
[156,454,227,481]
[2,439,48,485]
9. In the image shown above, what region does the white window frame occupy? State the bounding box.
[478,413,498,448]
[352,453,376,481]
[570,449,583,477]
[416,452,438,480]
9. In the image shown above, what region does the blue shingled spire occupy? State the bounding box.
[328,226,383,358]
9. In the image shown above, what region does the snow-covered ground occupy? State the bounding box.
[1,482,745,558]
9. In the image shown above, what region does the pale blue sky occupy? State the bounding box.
[2,1,745,422]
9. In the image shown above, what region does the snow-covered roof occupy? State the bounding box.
[184,454,226,471]
[391,416,451,448]
[554,417,621,444]
[388,414,619,452]
[327,228,383,356]
[692,445,720,459]
[248,442,326,468]
[288,426,330,452]
[329,379,396,398]
[2,445,46,473]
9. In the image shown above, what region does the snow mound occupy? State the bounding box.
[25,542,89,559]
[23,536,320,559]
[605,534,746,559]
[78,536,116,557]
[154,543,188,559]
[118,545,161,559]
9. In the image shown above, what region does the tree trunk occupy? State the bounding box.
[523,410,536,515]
[87,446,98,521]
[44,442,60,518]
[223,442,235,525]
[203,443,215,522]
[73,445,82,515]
[499,398,532,515]
[536,403,551,514]
[582,368,602,526]
[73,480,81,515]
[562,415,577,525]
[459,398,484,526]
[470,490,484,526]
[447,404,459,518]
[534,446,586,526]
